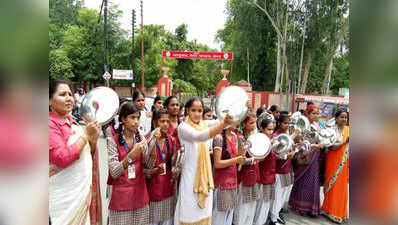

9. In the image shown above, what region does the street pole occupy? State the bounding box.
[104,0,109,87]
[131,9,136,72]
[247,47,250,84]
[140,0,145,91]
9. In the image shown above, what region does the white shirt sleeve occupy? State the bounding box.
[178,121,210,143]
[204,119,219,127]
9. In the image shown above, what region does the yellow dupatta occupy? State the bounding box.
[185,117,214,209]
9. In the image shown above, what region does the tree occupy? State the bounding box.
[299,0,349,94]
[49,0,84,28]
[216,0,277,91]
[49,49,74,79]
[216,0,349,96]
[174,24,195,83]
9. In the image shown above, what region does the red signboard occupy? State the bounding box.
[162,51,233,60]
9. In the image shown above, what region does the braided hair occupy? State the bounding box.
[117,102,142,146]
[164,134,172,168]
[221,129,231,160]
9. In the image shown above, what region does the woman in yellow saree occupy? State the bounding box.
[321,109,349,223]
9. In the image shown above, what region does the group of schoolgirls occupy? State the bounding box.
[210,109,300,225]
[104,91,298,225]
[105,94,183,225]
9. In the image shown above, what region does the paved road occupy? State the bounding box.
[96,134,335,225]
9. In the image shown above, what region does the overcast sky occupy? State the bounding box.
[84,0,228,50]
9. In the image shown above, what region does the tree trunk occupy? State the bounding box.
[321,19,348,95]
[298,30,305,90]
[274,9,281,93]
[322,56,334,95]
[274,36,281,92]
[300,50,312,94]
[282,9,289,93]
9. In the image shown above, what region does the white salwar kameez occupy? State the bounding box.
[253,185,273,225]
[174,120,218,225]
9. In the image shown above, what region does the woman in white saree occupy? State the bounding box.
[49,80,101,225]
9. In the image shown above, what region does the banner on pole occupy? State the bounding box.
[112,69,133,80]
[162,51,233,60]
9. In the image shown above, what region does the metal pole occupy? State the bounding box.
[140,0,145,91]
[229,58,233,82]
[131,9,135,70]
[104,0,109,87]
[247,48,250,84]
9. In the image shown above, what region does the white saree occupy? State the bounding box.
[49,124,92,225]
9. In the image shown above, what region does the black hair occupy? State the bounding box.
[119,97,131,106]
[260,119,274,130]
[221,129,231,160]
[203,106,211,115]
[299,109,305,114]
[151,95,163,112]
[256,107,265,117]
[179,103,184,110]
[151,109,169,131]
[280,110,289,115]
[154,95,163,103]
[183,103,188,117]
[49,79,69,99]
[132,90,145,102]
[335,109,348,119]
[163,95,178,108]
[185,97,204,110]
[116,102,142,145]
[276,114,290,131]
[269,105,279,112]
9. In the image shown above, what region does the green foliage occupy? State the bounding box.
[173,79,197,94]
[49,0,83,28]
[216,0,349,94]
[49,49,74,79]
[49,2,220,92]
[49,0,348,95]
[216,0,277,91]
[330,52,349,95]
